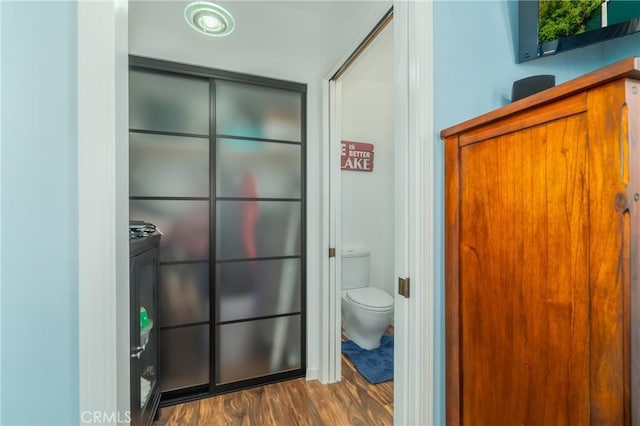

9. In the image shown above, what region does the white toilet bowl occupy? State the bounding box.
[342,287,393,350]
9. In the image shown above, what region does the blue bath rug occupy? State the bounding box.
[341,335,393,384]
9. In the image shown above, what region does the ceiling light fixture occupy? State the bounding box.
[184,1,235,37]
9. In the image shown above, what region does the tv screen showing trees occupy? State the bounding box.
[539,0,640,43]
[519,0,640,63]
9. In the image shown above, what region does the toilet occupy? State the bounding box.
[341,249,394,350]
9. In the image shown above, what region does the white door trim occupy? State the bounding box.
[393,3,410,422]
[319,77,344,385]
[319,79,331,384]
[397,0,435,424]
[77,1,129,423]
[330,78,344,384]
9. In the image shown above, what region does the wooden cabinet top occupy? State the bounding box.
[440,56,640,139]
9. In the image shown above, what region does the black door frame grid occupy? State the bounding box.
[129,55,307,406]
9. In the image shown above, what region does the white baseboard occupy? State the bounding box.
[306,368,319,381]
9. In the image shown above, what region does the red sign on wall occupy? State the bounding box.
[341,141,374,172]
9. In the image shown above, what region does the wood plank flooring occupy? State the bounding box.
[154,355,393,425]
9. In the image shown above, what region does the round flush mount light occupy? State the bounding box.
[184,2,235,37]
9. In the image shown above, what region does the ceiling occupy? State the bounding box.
[129,0,391,77]
[272,1,376,17]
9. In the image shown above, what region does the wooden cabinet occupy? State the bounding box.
[441,58,640,425]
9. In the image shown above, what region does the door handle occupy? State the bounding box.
[398,277,410,298]
[130,345,145,359]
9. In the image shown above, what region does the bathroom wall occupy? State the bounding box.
[341,23,394,297]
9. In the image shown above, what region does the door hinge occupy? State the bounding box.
[329,247,336,258]
[398,277,410,298]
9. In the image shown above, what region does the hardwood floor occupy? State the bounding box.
[154,355,393,425]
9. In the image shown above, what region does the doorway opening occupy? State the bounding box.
[327,8,396,421]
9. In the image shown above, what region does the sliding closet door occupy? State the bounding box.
[214,81,305,387]
[129,57,306,400]
[129,69,211,393]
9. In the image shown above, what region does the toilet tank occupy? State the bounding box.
[341,249,370,289]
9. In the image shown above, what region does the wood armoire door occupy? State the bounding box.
[457,108,590,425]
[444,75,635,425]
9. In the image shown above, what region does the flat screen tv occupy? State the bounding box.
[519,0,640,63]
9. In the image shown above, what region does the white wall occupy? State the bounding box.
[129,0,388,380]
[340,23,394,296]
[272,1,392,76]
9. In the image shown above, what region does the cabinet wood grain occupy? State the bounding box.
[442,58,640,426]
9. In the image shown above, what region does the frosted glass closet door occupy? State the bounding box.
[214,81,304,385]
[129,69,211,392]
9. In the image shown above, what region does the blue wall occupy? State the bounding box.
[1,2,79,424]
[604,30,640,63]
[432,1,640,424]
